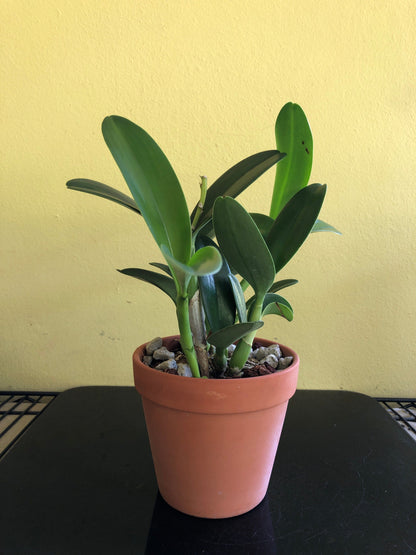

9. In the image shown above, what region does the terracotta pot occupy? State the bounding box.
[133,335,299,519]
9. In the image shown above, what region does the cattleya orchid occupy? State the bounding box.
[68,103,339,378]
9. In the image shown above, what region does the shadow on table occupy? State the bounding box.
[145,491,276,554]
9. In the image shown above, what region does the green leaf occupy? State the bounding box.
[117,268,177,303]
[268,279,298,293]
[250,213,274,240]
[261,293,294,321]
[246,292,293,321]
[312,219,342,235]
[229,274,247,323]
[102,116,192,264]
[149,262,172,275]
[66,179,140,214]
[214,197,275,296]
[192,150,285,230]
[188,245,223,276]
[270,103,313,219]
[195,236,236,333]
[161,244,222,294]
[267,184,327,274]
[208,321,264,351]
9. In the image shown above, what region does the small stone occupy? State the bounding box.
[227,344,236,357]
[266,344,282,359]
[143,355,153,366]
[253,346,269,361]
[177,363,192,377]
[146,337,163,356]
[259,354,279,368]
[278,356,293,370]
[153,346,175,361]
[155,359,177,371]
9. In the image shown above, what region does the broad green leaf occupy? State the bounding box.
[268,279,298,293]
[196,236,236,332]
[261,293,294,321]
[117,268,177,303]
[270,103,313,219]
[229,274,247,323]
[192,150,285,230]
[267,184,326,274]
[188,245,223,275]
[214,197,275,296]
[250,213,274,240]
[161,244,222,294]
[193,218,214,241]
[312,219,342,235]
[102,116,191,264]
[208,321,264,351]
[66,179,140,214]
[149,262,172,275]
[246,293,294,321]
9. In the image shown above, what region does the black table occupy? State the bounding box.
[1,387,415,554]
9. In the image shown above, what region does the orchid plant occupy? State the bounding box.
[67,103,338,378]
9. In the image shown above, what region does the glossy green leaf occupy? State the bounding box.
[193,218,214,241]
[192,150,285,230]
[117,268,177,303]
[261,293,294,321]
[66,179,140,214]
[102,116,192,264]
[311,219,342,235]
[188,245,223,275]
[214,197,275,296]
[268,279,298,293]
[229,274,247,323]
[246,292,294,321]
[267,184,326,274]
[195,236,236,333]
[250,213,274,240]
[208,321,264,351]
[270,103,313,219]
[161,244,222,294]
[149,262,172,275]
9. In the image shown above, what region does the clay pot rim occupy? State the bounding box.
[133,335,299,414]
[134,334,299,384]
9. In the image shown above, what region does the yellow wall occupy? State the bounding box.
[1,1,415,396]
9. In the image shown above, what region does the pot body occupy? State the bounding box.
[133,336,299,519]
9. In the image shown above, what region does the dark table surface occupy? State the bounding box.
[0,387,415,554]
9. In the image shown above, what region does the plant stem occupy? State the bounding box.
[229,294,264,373]
[191,176,208,231]
[176,294,201,378]
[189,291,210,377]
[214,348,227,373]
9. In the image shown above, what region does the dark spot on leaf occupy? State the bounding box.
[305,148,310,154]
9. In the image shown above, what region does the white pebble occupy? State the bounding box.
[227,344,236,357]
[143,355,153,366]
[177,363,192,377]
[259,354,279,368]
[253,346,269,361]
[266,344,282,359]
[146,337,163,356]
[278,356,293,370]
[153,346,175,361]
[155,359,177,371]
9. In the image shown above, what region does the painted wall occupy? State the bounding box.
[1,1,415,395]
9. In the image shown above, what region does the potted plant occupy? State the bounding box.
[67,103,338,518]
